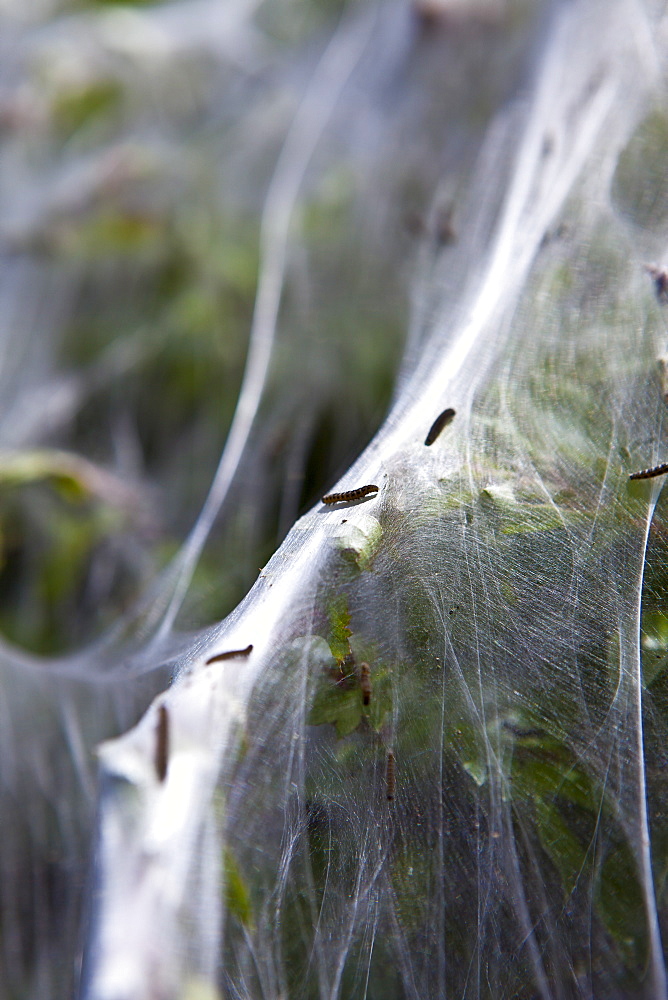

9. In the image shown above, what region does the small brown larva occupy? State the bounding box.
[155,704,169,783]
[322,485,379,504]
[386,750,396,802]
[424,407,455,446]
[629,463,668,481]
[359,663,372,706]
[206,644,253,665]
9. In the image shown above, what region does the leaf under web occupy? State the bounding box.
[327,595,353,666]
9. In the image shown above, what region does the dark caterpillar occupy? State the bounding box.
[424,407,455,446]
[322,484,378,504]
[359,663,372,706]
[629,463,668,481]
[155,704,169,783]
[386,750,396,802]
[206,644,253,665]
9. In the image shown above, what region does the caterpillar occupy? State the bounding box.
[502,721,544,739]
[629,463,668,481]
[359,662,372,706]
[206,644,253,665]
[386,750,396,802]
[424,407,455,446]
[322,484,379,504]
[155,704,169,783]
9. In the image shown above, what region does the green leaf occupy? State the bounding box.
[365,667,392,732]
[479,485,591,535]
[596,841,646,969]
[533,797,588,897]
[0,450,91,500]
[308,682,362,738]
[462,760,487,787]
[512,744,594,811]
[328,595,352,664]
[52,79,122,137]
[333,513,382,570]
[642,611,668,686]
[223,848,253,930]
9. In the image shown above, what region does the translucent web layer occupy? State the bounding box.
[76,1,668,998]
[0,0,668,1000]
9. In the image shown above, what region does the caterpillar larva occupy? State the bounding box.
[155,704,169,783]
[206,644,253,665]
[359,662,372,706]
[629,463,668,481]
[386,750,396,802]
[502,721,544,739]
[424,407,455,446]
[322,484,379,504]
